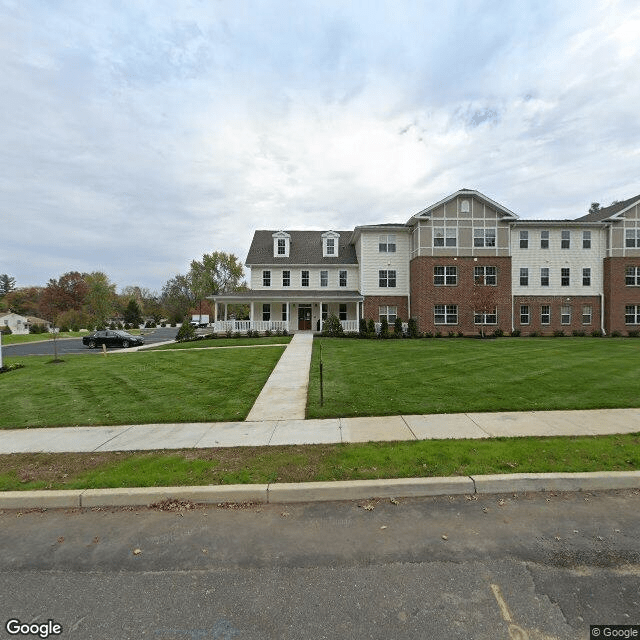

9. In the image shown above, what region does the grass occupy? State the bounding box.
[150,335,292,350]
[0,347,285,428]
[1,433,638,491]
[308,337,640,418]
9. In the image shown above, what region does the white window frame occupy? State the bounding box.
[540,267,549,287]
[320,270,328,287]
[282,270,290,287]
[561,230,570,249]
[561,268,570,286]
[434,266,457,286]
[379,270,397,288]
[262,303,271,321]
[301,270,310,287]
[582,305,592,325]
[625,305,640,324]
[520,305,530,325]
[379,306,397,323]
[626,229,640,248]
[582,231,591,249]
[519,230,528,249]
[339,270,347,287]
[474,309,497,325]
[561,305,572,325]
[434,304,458,325]
[625,266,640,286]
[474,227,496,248]
[520,268,529,286]
[262,270,271,287]
[582,268,591,286]
[541,305,551,325]
[378,235,397,253]
[433,227,457,248]
[541,230,549,249]
[474,266,497,285]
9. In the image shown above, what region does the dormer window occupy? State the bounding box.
[322,231,340,258]
[272,231,290,257]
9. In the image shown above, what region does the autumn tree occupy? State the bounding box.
[472,272,497,338]
[161,274,195,324]
[39,272,89,323]
[84,272,117,328]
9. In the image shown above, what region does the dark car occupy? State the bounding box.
[82,330,144,349]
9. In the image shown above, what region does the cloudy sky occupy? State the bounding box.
[2,0,640,292]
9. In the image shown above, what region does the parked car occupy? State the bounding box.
[82,330,144,349]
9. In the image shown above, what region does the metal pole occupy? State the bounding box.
[0,331,3,370]
[319,341,323,406]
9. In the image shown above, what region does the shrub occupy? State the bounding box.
[322,313,344,337]
[447,331,456,338]
[0,362,25,373]
[379,317,389,339]
[367,318,376,336]
[175,323,195,342]
[225,329,233,338]
[282,329,289,336]
[611,330,622,338]
[591,330,603,338]
[264,329,272,337]
[394,317,403,337]
[628,330,639,338]
[407,318,419,339]
[424,331,434,339]
[572,330,586,337]
[493,328,505,337]
[435,332,442,338]
[359,318,368,337]
[553,330,565,337]
[511,330,521,337]
[529,331,539,337]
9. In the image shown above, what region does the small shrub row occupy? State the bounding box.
[0,362,25,373]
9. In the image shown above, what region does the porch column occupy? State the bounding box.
[213,302,218,323]
[224,304,228,321]
[250,301,254,326]
[287,302,290,332]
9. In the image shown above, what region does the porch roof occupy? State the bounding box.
[209,289,364,303]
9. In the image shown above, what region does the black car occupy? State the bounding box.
[82,330,144,349]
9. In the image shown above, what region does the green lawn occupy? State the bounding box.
[1,433,638,490]
[150,336,292,350]
[0,347,285,428]
[308,337,640,418]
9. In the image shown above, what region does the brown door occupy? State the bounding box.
[298,305,312,330]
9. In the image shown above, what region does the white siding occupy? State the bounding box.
[250,265,359,291]
[511,226,604,296]
[358,230,410,295]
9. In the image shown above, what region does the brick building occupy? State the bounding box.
[211,189,640,336]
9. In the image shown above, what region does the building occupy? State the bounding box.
[0,313,51,335]
[210,189,640,335]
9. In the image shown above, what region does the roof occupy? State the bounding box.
[210,290,364,302]
[409,188,519,222]
[576,195,640,222]
[246,230,358,266]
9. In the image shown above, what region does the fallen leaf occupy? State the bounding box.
[441,535,448,541]
[363,504,375,511]
[133,548,142,555]
[390,498,399,505]
[380,526,387,530]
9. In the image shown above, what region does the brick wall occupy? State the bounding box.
[513,295,601,334]
[362,295,409,323]
[409,256,512,335]
[603,257,640,334]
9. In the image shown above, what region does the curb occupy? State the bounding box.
[1,471,639,510]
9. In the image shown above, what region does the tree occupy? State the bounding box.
[161,274,195,324]
[39,272,88,322]
[123,299,143,326]
[472,274,497,338]
[0,274,16,297]
[589,202,601,215]
[84,272,116,328]
[3,287,42,316]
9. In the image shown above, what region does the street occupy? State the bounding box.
[1,489,638,639]
[2,327,178,357]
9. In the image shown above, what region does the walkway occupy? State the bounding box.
[1,408,639,454]
[245,332,314,421]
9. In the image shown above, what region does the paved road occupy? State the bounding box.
[1,490,639,639]
[2,327,178,357]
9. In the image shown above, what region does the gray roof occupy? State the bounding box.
[576,195,640,222]
[246,230,358,265]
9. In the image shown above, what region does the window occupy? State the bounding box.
[541,230,549,249]
[434,266,457,286]
[519,230,529,249]
[378,235,396,252]
[272,232,290,257]
[320,270,328,287]
[582,268,591,286]
[434,304,458,325]
[433,227,457,247]
[520,268,529,286]
[339,304,347,321]
[582,305,592,325]
[321,303,328,321]
[474,309,497,324]
[474,266,497,285]
[301,270,309,287]
[277,238,287,255]
[541,267,549,287]
[282,304,287,322]
[541,305,551,325]
[282,270,290,287]
[626,266,640,286]
[561,230,570,249]
[262,270,271,287]
[626,229,640,248]
[561,305,571,325]
[460,199,470,213]
[474,228,496,247]
[339,270,347,287]
[325,238,335,255]
[262,304,271,321]
[379,270,396,287]
[322,232,340,257]
[583,231,591,249]
[520,305,530,325]
[379,306,397,323]
[561,268,570,286]
[625,305,640,324]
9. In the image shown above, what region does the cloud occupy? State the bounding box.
[1,0,640,290]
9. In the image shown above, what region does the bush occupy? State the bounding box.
[423,331,433,339]
[359,318,368,337]
[367,318,376,336]
[591,330,603,338]
[493,328,504,338]
[264,329,272,337]
[379,317,389,339]
[0,362,24,373]
[394,317,403,337]
[407,318,419,339]
[511,330,521,337]
[322,314,344,337]
[175,323,196,342]
[572,330,586,337]
[553,330,565,337]
[529,331,539,337]
[628,330,639,338]
[225,329,233,338]
[447,331,456,338]
[611,330,622,337]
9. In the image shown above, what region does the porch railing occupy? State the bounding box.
[211,320,289,333]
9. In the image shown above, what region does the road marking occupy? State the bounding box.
[490,583,530,640]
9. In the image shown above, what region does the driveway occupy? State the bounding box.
[2,326,178,357]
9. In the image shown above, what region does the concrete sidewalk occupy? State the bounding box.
[245,332,314,421]
[1,408,639,454]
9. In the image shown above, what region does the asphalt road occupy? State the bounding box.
[1,327,179,357]
[1,490,639,639]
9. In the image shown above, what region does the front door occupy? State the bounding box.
[298,304,312,330]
